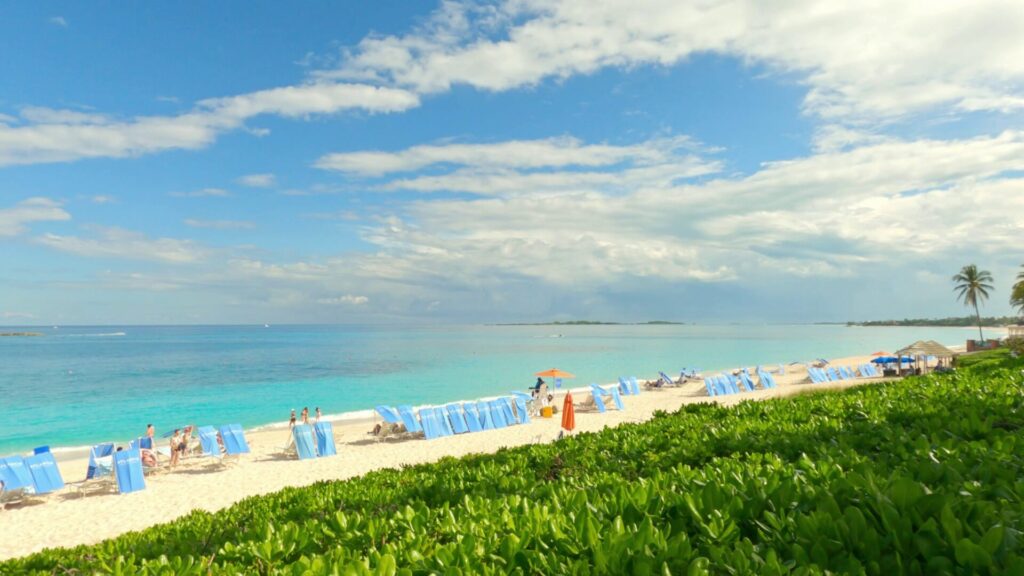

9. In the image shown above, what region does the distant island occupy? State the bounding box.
[846,316,1020,327]
[493,320,685,326]
[0,331,44,337]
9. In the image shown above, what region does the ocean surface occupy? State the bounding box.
[0,323,988,454]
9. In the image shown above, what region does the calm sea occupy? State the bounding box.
[0,323,986,454]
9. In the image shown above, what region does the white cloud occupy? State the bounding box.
[237,173,276,187]
[0,197,71,237]
[328,0,1024,121]
[0,83,419,167]
[91,195,115,204]
[1,311,36,319]
[48,16,68,28]
[35,227,208,263]
[317,294,369,305]
[170,187,232,198]
[183,218,256,230]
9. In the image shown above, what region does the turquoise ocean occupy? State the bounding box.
[0,323,986,454]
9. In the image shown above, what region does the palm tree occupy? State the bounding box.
[1012,264,1024,318]
[952,264,994,342]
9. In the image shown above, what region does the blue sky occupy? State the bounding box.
[1,1,1023,324]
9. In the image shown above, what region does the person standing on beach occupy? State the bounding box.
[289,409,297,429]
[169,429,182,467]
[315,407,321,422]
[146,423,155,440]
[301,407,310,425]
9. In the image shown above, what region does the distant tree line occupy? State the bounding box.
[848,316,1020,327]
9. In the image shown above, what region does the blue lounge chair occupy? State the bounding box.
[500,397,517,425]
[396,405,424,435]
[513,395,531,424]
[25,452,64,495]
[434,407,455,436]
[113,448,146,494]
[826,367,841,381]
[658,372,678,387]
[376,405,402,424]
[419,408,442,440]
[489,400,509,428]
[196,426,224,465]
[314,422,337,456]
[463,403,483,432]
[292,424,318,459]
[608,386,625,410]
[738,372,755,392]
[476,400,495,430]
[618,377,632,396]
[0,456,35,503]
[87,443,115,479]
[628,376,641,395]
[760,371,777,388]
[446,404,470,434]
[591,390,608,412]
[704,377,716,397]
[219,424,250,455]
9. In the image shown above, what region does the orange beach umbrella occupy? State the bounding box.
[536,368,575,379]
[870,351,890,357]
[561,392,575,432]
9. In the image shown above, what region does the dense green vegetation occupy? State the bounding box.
[848,316,1020,327]
[4,352,1024,575]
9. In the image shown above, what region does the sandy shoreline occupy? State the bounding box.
[1,352,900,560]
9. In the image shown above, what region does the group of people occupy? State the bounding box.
[288,406,322,428]
[532,378,554,409]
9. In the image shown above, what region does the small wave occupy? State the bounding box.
[64,332,127,337]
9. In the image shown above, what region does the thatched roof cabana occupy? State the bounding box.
[896,340,956,359]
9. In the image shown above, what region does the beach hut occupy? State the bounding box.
[895,340,956,373]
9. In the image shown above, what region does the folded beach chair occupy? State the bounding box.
[658,372,678,387]
[314,422,337,456]
[512,395,531,424]
[372,406,405,439]
[738,372,755,392]
[435,407,455,436]
[715,375,734,395]
[510,391,537,416]
[26,451,65,496]
[0,456,35,505]
[500,397,518,426]
[488,400,509,428]
[587,384,612,413]
[113,448,146,494]
[86,442,115,479]
[618,377,633,396]
[628,376,641,395]
[609,386,625,410]
[826,367,841,381]
[704,377,716,397]
[462,404,483,432]
[476,400,495,430]
[760,371,777,389]
[446,404,470,434]
[292,424,318,459]
[396,405,424,435]
[70,443,116,497]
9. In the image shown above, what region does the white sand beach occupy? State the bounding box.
[0,353,892,560]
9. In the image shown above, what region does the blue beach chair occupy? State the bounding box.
[658,372,677,387]
[609,386,625,410]
[704,377,716,397]
[513,395,531,424]
[500,397,518,425]
[419,408,441,440]
[292,424,318,459]
[87,443,115,479]
[446,404,470,434]
[219,424,250,455]
[376,405,402,424]
[628,376,641,395]
[434,407,455,436]
[618,377,632,396]
[397,405,424,435]
[462,403,483,432]
[489,400,509,428]
[738,372,755,392]
[26,452,64,495]
[0,456,35,503]
[760,371,777,389]
[113,448,146,494]
[826,367,841,381]
[196,426,224,466]
[314,422,337,456]
[476,400,495,430]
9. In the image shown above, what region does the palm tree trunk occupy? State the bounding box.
[975,302,984,342]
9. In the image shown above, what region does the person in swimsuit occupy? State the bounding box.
[169,429,182,467]
[301,407,310,425]
[315,407,322,422]
[289,409,297,428]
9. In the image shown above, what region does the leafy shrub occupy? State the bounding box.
[3,363,1024,574]
[1005,336,1024,357]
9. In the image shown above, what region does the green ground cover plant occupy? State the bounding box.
[4,351,1023,575]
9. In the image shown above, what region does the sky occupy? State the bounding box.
[1,0,1022,325]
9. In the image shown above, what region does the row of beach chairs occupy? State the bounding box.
[0,450,66,507]
[374,395,533,441]
[704,369,777,397]
[807,363,879,383]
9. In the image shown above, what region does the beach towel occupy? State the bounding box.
[292,424,318,459]
[219,424,250,455]
[87,443,115,479]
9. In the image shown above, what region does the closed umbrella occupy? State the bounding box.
[561,392,575,433]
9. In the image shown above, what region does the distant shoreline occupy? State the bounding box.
[0,332,43,337]
[490,320,686,326]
